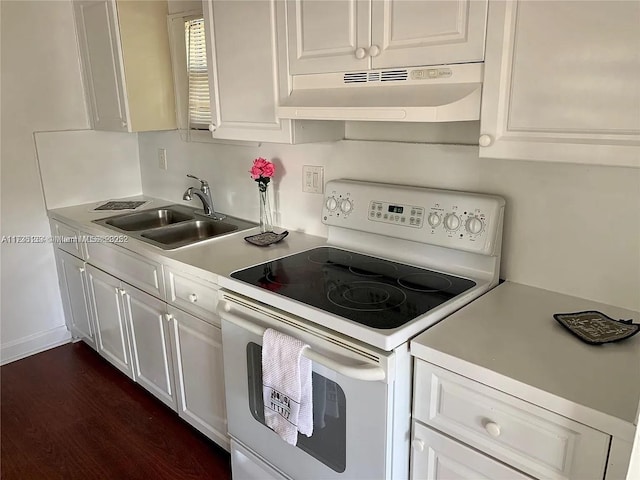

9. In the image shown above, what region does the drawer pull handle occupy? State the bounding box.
[188,293,198,303]
[484,421,501,437]
[412,439,425,452]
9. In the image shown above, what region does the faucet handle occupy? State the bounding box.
[186,174,209,187]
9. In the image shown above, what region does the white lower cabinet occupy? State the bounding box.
[87,265,134,379]
[125,285,176,409]
[54,249,95,349]
[168,305,228,450]
[86,265,179,410]
[411,421,530,480]
[49,217,230,451]
[412,361,610,480]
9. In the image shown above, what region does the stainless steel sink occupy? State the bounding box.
[141,220,239,248]
[104,208,193,231]
[93,205,257,250]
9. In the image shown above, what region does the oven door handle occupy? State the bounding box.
[220,306,386,382]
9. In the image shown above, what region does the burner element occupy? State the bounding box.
[264,265,314,286]
[309,249,353,265]
[397,273,453,292]
[349,261,399,278]
[327,281,407,312]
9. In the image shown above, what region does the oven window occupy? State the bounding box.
[247,342,347,473]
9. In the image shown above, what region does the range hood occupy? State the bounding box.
[277,63,483,122]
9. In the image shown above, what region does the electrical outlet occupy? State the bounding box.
[158,148,168,170]
[302,165,324,193]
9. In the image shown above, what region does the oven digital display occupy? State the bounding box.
[388,205,404,214]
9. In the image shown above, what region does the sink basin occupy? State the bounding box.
[141,220,239,248]
[105,207,193,231]
[93,204,258,250]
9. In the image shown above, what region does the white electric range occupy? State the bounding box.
[217,179,505,480]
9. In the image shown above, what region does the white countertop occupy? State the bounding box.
[411,281,640,439]
[49,196,327,283]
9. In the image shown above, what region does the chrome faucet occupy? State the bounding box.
[183,174,225,220]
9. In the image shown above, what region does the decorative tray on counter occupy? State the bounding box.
[553,310,640,345]
[244,231,289,247]
[93,200,149,211]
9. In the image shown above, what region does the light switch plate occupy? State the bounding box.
[302,165,324,194]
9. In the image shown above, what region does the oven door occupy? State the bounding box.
[219,291,395,480]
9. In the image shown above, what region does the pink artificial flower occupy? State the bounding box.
[250,157,275,180]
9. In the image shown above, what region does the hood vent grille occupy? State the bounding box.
[381,70,408,82]
[344,69,408,84]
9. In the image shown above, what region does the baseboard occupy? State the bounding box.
[0,326,72,366]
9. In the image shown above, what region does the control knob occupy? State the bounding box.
[465,216,484,235]
[444,213,460,231]
[427,212,441,228]
[340,199,353,214]
[325,196,338,211]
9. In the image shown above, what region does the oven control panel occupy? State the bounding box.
[368,201,425,228]
[322,179,505,255]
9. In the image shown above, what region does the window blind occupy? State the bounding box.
[185,18,211,128]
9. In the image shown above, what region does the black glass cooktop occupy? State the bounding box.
[231,247,476,329]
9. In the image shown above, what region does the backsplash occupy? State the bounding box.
[138,131,640,311]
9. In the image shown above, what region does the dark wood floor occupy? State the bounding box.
[1,342,231,479]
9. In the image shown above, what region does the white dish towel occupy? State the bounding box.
[262,328,313,445]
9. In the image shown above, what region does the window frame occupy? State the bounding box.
[167,10,213,143]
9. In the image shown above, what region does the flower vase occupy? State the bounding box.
[258,182,273,233]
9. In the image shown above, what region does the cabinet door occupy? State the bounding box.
[168,306,229,450]
[86,265,133,378]
[124,286,176,410]
[371,0,487,69]
[479,0,640,166]
[286,0,371,75]
[55,249,95,349]
[204,0,292,142]
[73,0,129,132]
[411,422,531,480]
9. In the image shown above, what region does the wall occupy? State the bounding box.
[0,1,90,363]
[138,131,640,312]
[35,130,142,210]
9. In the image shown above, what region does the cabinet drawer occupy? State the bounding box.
[413,361,610,480]
[411,421,531,480]
[165,268,219,322]
[50,219,85,259]
[85,241,164,299]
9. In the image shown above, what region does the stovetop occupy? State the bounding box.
[230,247,476,329]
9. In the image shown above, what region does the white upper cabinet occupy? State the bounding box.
[287,0,488,75]
[479,0,640,166]
[203,0,343,143]
[73,0,176,132]
[287,0,371,75]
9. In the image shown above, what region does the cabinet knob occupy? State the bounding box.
[78,267,85,273]
[479,134,493,147]
[118,288,126,296]
[412,439,425,452]
[121,120,127,128]
[355,47,367,59]
[188,293,198,303]
[208,123,217,132]
[165,313,173,322]
[484,421,501,437]
[369,44,381,57]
